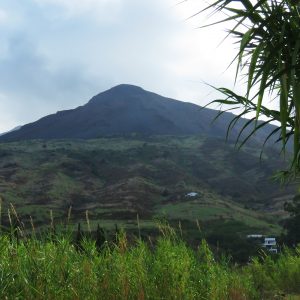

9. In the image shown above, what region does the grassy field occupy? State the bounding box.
[0,226,299,300]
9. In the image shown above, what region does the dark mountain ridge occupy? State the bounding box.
[0,84,276,142]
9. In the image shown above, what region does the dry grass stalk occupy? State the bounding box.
[85,210,91,233]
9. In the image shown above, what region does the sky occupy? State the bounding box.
[0,0,240,132]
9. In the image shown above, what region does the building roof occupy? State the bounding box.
[186,192,198,197]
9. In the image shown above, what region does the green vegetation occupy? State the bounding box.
[0,136,294,262]
[0,136,294,237]
[202,1,300,174]
[284,194,300,246]
[0,226,299,299]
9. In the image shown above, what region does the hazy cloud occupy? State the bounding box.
[0,8,8,23]
[34,0,122,21]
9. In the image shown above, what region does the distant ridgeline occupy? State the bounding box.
[0,84,279,146]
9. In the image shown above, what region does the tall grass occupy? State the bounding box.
[0,225,299,299]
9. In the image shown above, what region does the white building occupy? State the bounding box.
[247,235,278,254]
[262,237,278,254]
[186,192,198,197]
[247,234,263,239]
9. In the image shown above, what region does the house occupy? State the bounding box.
[247,235,278,254]
[186,192,198,197]
[247,234,263,239]
[262,237,278,254]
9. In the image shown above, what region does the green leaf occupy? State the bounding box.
[256,62,270,120]
[236,29,254,84]
[247,43,264,98]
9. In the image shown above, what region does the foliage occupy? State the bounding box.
[0,229,299,299]
[284,194,300,245]
[206,231,261,263]
[0,137,290,234]
[202,0,300,174]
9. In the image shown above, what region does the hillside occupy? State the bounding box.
[0,84,277,143]
[0,85,295,241]
[0,136,295,237]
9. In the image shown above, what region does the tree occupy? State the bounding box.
[284,194,300,245]
[201,0,300,175]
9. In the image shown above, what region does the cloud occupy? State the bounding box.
[33,0,122,21]
[0,9,8,24]
[35,0,119,10]
[0,35,100,131]
[0,0,240,132]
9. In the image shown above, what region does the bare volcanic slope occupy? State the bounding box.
[0,84,275,141]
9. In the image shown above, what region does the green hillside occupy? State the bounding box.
[0,136,295,238]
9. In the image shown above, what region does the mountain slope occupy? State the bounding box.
[0,84,275,142]
[0,126,22,137]
[0,136,295,234]
[0,85,292,237]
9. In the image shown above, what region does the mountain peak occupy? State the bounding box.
[88,84,147,105]
[105,84,146,96]
[111,84,144,92]
[0,85,276,141]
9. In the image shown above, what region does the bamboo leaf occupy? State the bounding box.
[235,117,256,147]
[238,119,274,149]
[256,63,270,120]
[280,73,289,148]
[259,126,281,160]
[235,28,254,84]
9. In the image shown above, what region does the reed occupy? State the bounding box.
[0,222,298,299]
